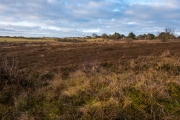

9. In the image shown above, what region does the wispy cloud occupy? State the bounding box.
[0,0,179,37]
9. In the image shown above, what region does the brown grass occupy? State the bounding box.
[0,42,180,119]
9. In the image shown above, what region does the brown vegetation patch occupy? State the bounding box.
[1,42,180,71]
[0,41,180,119]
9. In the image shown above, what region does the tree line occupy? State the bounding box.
[91,27,179,42]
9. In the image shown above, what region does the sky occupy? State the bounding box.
[0,0,180,37]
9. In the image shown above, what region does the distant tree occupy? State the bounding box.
[158,27,175,42]
[177,36,180,39]
[137,34,146,40]
[128,32,136,40]
[108,34,112,39]
[92,33,98,38]
[101,33,108,39]
[121,34,125,38]
[112,32,121,40]
[86,36,91,39]
[146,33,155,40]
[158,32,169,42]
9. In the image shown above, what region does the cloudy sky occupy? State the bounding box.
[0,0,180,37]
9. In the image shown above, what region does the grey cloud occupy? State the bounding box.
[0,0,180,37]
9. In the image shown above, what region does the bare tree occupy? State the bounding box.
[165,27,175,35]
[158,27,176,42]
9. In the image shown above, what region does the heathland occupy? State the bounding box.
[0,40,180,119]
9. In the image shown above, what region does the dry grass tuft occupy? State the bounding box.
[161,50,171,57]
[0,55,180,119]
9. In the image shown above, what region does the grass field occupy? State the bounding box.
[0,37,105,43]
[0,37,55,42]
[0,41,180,119]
